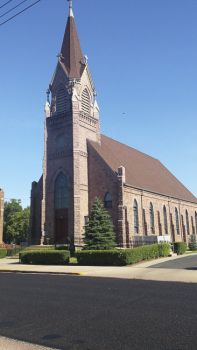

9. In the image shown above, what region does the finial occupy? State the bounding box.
[46,88,50,103]
[68,0,74,17]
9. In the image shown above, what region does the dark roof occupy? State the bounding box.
[60,15,85,79]
[88,135,197,204]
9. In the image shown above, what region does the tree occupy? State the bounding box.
[84,197,116,250]
[188,234,197,251]
[3,199,30,244]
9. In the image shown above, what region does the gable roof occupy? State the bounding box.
[88,135,197,204]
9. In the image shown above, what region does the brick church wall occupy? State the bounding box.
[29,178,43,244]
[88,143,120,239]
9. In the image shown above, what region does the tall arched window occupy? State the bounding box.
[104,192,112,208]
[195,212,197,234]
[186,210,190,235]
[81,88,90,115]
[56,87,67,114]
[157,211,162,235]
[133,199,139,234]
[163,205,168,235]
[149,202,155,234]
[175,208,180,235]
[191,216,195,235]
[54,173,69,209]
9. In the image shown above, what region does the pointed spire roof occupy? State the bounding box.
[60,1,85,79]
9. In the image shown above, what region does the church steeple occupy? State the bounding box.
[60,0,85,79]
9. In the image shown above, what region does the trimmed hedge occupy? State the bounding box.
[173,242,187,255]
[19,250,70,265]
[0,248,7,259]
[76,243,170,266]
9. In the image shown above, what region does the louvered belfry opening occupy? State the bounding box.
[81,89,90,115]
[56,88,67,115]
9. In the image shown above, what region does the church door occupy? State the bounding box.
[55,208,68,244]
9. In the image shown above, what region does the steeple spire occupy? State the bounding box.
[60,0,85,79]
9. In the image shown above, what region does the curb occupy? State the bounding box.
[0,269,83,276]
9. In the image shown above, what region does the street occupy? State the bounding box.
[0,273,197,349]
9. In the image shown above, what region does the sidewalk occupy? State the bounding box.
[0,336,58,350]
[0,254,197,283]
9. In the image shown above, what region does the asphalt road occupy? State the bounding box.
[151,254,197,270]
[0,274,197,350]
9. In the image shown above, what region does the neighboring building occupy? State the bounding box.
[0,189,4,244]
[30,1,197,247]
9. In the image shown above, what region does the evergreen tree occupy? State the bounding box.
[84,197,116,250]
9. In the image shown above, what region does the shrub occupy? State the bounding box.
[188,235,197,251]
[158,243,171,257]
[0,248,7,259]
[19,250,70,265]
[55,245,69,251]
[6,247,22,256]
[76,243,170,266]
[173,242,187,255]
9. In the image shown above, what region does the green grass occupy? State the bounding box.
[69,257,78,265]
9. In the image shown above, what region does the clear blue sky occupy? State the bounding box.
[0,0,196,207]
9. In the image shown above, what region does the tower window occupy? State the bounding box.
[56,87,67,114]
[81,88,90,115]
[104,192,112,208]
[54,173,69,209]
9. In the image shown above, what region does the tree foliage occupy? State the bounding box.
[84,197,116,250]
[3,199,30,244]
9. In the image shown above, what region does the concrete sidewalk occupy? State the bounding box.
[0,336,58,350]
[0,254,197,283]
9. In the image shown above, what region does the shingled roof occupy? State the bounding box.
[60,9,85,79]
[88,135,197,204]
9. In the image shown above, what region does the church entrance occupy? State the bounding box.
[55,208,68,244]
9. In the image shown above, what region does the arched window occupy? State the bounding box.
[54,173,69,209]
[104,192,112,209]
[175,208,180,235]
[81,88,90,115]
[163,205,168,235]
[143,209,148,236]
[149,202,155,234]
[133,199,139,234]
[157,211,162,235]
[195,212,197,234]
[191,216,195,235]
[186,210,190,235]
[56,87,67,114]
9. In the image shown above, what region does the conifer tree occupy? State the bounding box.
[84,197,116,250]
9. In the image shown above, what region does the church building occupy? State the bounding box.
[30,1,197,247]
[0,189,4,244]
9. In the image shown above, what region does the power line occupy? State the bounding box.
[0,0,41,26]
[0,0,14,9]
[0,0,31,19]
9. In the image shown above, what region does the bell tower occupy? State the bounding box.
[42,1,100,246]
